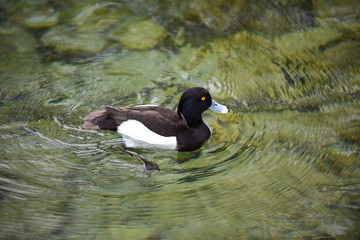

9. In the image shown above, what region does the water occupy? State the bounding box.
[1,0,360,239]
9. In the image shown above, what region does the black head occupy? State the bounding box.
[177,87,228,126]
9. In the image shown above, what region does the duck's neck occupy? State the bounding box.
[178,110,203,127]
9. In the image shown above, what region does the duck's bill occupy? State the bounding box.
[209,99,229,114]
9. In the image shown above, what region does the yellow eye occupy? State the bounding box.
[201,97,206,101]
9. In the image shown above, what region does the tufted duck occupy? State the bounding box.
[82,87,229,151]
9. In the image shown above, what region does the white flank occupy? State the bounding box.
[117,120,177,149]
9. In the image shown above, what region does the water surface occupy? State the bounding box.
[1,0,360,239]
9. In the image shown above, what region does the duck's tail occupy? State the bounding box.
[82,110,118,131]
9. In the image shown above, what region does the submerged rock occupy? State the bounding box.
[176,30,284,103]
[170,20,359,112]
[37,3,133,55]
[46,50,168,104]
[320,41,360,69]
[40,26,106,54]
[70,3,126,33]
[314,0,360,24]
[22,12,59,29]
[0,25,46,110]
[0,25,38,57]
[163,0,315,39]
[273,26,343,55]
[248,0,316,36]
[111,20,167,50]
[273,23,360,98]
[185,0,249,33]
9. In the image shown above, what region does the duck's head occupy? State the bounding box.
[177,87,229,126]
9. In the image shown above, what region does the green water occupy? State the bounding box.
[1,0,360,239]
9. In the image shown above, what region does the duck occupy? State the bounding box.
[82,87,229,151]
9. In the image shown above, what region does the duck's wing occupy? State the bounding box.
[83,106,181,136]
[104,105,179,136]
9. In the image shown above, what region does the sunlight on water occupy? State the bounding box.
[1,0,360,239]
